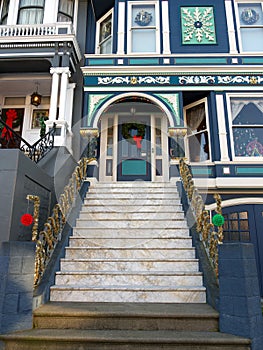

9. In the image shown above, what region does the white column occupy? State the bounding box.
[43,0,58,23]
[161,1,171,54]
[216,94,230,162]
[49,67,60,121]
[117,2,125,54]
[225,0,238,54]
[8,0,19,25]
[58,67,71,121]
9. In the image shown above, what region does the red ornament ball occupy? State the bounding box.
[21,213,34,226]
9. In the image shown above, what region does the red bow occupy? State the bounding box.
[1,109,18,140]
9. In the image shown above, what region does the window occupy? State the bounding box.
[184,99,210,162]
[128,1,160,53]
[96,10,113,54]
[236,2,263,52]
[223,211,250,242]
[17,0,45,25]
[0,0,10,25]
[229,96,263,158]
[57,0,74,22]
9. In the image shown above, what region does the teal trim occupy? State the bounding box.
[88,59,115,65]
[175,58,227,64]
[236,167,263,175]
[122,160,147,175]
[191,167,213,176]
[129,58,159,65]
[242,57,263,64]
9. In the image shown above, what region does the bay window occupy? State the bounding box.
[57,0,74,22]
[230,96,263,158]
[184,98,210,162]
[96,10,113,54]
[128,1,160,54]
[17,0,45,25]
[236,1,263,52]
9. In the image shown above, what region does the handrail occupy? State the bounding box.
[28,157,95,287]
[0,117,56,163]
[0,23,74,37]
[179,158,224,276]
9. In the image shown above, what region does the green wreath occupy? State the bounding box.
[122,122,145,143]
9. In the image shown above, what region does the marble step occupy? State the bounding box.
[88,182,179,188]
[86,192,180,199]
[84,198,181,205]
[78,211,185,221]
[60,258,200,272]
[75,219,188,229]
[65,247,196,260]
[81,204,183,212]
[87,188,180,194]
[72,227,191,238]
[68,237,193,248]
[55,271,204,287]
[50,285,206,303]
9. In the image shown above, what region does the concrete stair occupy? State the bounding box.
[50,181,206,303]
[0,302,250,349]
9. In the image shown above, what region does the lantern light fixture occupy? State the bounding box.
[31,83,42,107]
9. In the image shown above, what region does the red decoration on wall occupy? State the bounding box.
[1,109,18,140]
[133,135,142,149]
[20,213,34,226]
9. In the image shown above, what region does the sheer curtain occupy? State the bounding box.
[58,0,74,22]
[0,0,10,24]
[18,0,45,25]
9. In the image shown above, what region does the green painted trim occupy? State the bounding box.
[236,167,263,175]
[88,59,115,65]
[242,58,263,64]
[175,57,227,64]
[129,58,160,65]
[155,93,180,125]
[191,167,213,176]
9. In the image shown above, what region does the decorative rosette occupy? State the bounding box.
[241,8,259,25]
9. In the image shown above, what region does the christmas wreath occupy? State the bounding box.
[122,122,145,144]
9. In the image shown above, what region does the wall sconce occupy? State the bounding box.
[31,84,42,107]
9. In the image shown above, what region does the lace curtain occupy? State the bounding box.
[231,99,263,121]
[186,103,206,133]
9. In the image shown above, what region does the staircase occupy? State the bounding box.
[50,181,206,303]
[0,182,251,349]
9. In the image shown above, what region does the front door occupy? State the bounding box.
[222,204,263,296]
[117,116,151,181]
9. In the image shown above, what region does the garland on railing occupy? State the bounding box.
[28,157,95,287]
[179,158,224,276]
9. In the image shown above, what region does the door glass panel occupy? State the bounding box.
[223,211,250,242]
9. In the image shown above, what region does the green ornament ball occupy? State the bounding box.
[212,214,225,227]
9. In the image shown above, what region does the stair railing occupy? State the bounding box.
[0,117,56,163]
[28,157,95,287]
[179,158,224,276]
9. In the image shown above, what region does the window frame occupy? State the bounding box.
[95,8,114,54]
[127,0,160,55]
[184,97,211,163]
[0,0,10,25]
[234,0,263,53]
[57,0,75,23]
[227,93,263,161]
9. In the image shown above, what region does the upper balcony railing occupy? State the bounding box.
[0,23,74,38]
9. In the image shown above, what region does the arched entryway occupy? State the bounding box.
[97,96,170,182]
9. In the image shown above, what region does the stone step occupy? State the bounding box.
[60,258,200,272]
[0,329,251,350]
[84,198,181,205]
[50,285,206,303]
[88,182,179,188]
[78,211,185,220]
[86,192,180,199]
[72,227,190,238]
[75,218,188,229]
[81,204,183,212]
[88,186,180,193]
[65,247,196,260]
[33,302,218,331]
[68,237,193,248]
[55,271,203,287]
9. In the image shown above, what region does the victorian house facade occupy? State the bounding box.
[0,0,263,345]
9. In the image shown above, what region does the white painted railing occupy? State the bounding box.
[0,23,74,37]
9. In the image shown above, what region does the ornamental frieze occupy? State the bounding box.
[85,74,263,87]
